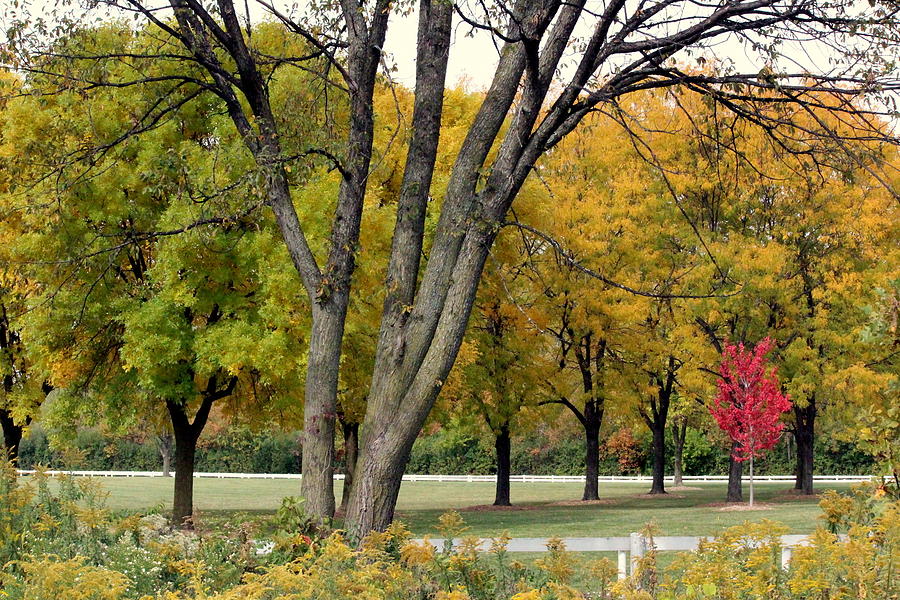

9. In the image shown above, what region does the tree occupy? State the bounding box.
[462,270,542,506]
[0,72,47,462]
[6,0,900,536]
[709,338,792,506]
[636,355,679,495]
[0,27,308,525]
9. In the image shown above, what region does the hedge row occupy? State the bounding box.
[17,423,875,476]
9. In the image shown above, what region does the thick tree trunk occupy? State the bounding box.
[1,409,23,462]
[583,421,600,501]
[346,426,419,541]
[494,424,512,506]
[727,443,743,502]
[672,420,687,488]
[340,420,359,513]
[793,399,815,495]
[648,424,667,494]
[301,305,344,520]
[171,423,198,528]
[344,3,573,539]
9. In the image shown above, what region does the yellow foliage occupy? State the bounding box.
[16,557,130,600]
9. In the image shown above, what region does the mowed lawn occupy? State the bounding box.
[30,475,851,538]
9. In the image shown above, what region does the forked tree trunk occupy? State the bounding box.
[1,408,23,462]
[494,424,512,506]
[793,399,815,495]
[340,420,359,513]
[648,424,667,494]
[641,359,676,495]
[346,2,597,538]
[672,420,687,488]
[727,443,743,502]
[583,421,600,501]
[165,377,232,528]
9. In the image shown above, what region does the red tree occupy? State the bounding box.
[710,338,792,506]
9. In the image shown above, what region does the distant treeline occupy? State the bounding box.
[17,424,875,477]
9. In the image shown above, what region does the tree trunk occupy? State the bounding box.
[583,421,600,501]
[672,420,687,488]
[340,420,359,513]
[641,360,674,495]
[165,383,227,528]
[300,305,346,521]
[171,420,199,528]
[793,399,815,495]
[749,454,755,507]
[648,423,667,494]
[344,3,575,539]
[1,409,23,462]
[345,425,418,541]
[157,434,173,477]
[727,443,743,502]
[494,424,511,506]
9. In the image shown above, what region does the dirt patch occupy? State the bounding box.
[634,493,686,499]
[703,502,776,511]
[460,504,541,512]
[547,498,619,507]
[667,486,703,491]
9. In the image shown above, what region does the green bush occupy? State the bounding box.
[15,422,875,477]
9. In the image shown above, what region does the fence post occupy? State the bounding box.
[630,532,644,577]
[617,550,628,580]
[781,546,792,570]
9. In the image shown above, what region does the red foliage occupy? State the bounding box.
[709,338,792,462]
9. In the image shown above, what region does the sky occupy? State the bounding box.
[0,0,875,96]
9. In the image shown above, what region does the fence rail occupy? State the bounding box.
[14,470,880,483]
[416,533,836,580]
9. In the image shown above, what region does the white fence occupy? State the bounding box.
[14,470,879,483]
[417,533,834,580]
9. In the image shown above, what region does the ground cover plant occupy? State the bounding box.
[1,462,897,599]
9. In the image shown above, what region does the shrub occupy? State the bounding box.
[2,463,896,600]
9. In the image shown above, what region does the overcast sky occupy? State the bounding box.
[2,0,855,92]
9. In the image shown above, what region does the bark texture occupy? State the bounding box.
[583,419,601,501]
[793,399,816,495]
[649,426,667,494]
[494,424,512,506]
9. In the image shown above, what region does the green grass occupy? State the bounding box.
[28,475,850,539]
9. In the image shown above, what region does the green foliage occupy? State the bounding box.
[16,424,301,474]
[0,463,267,598]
